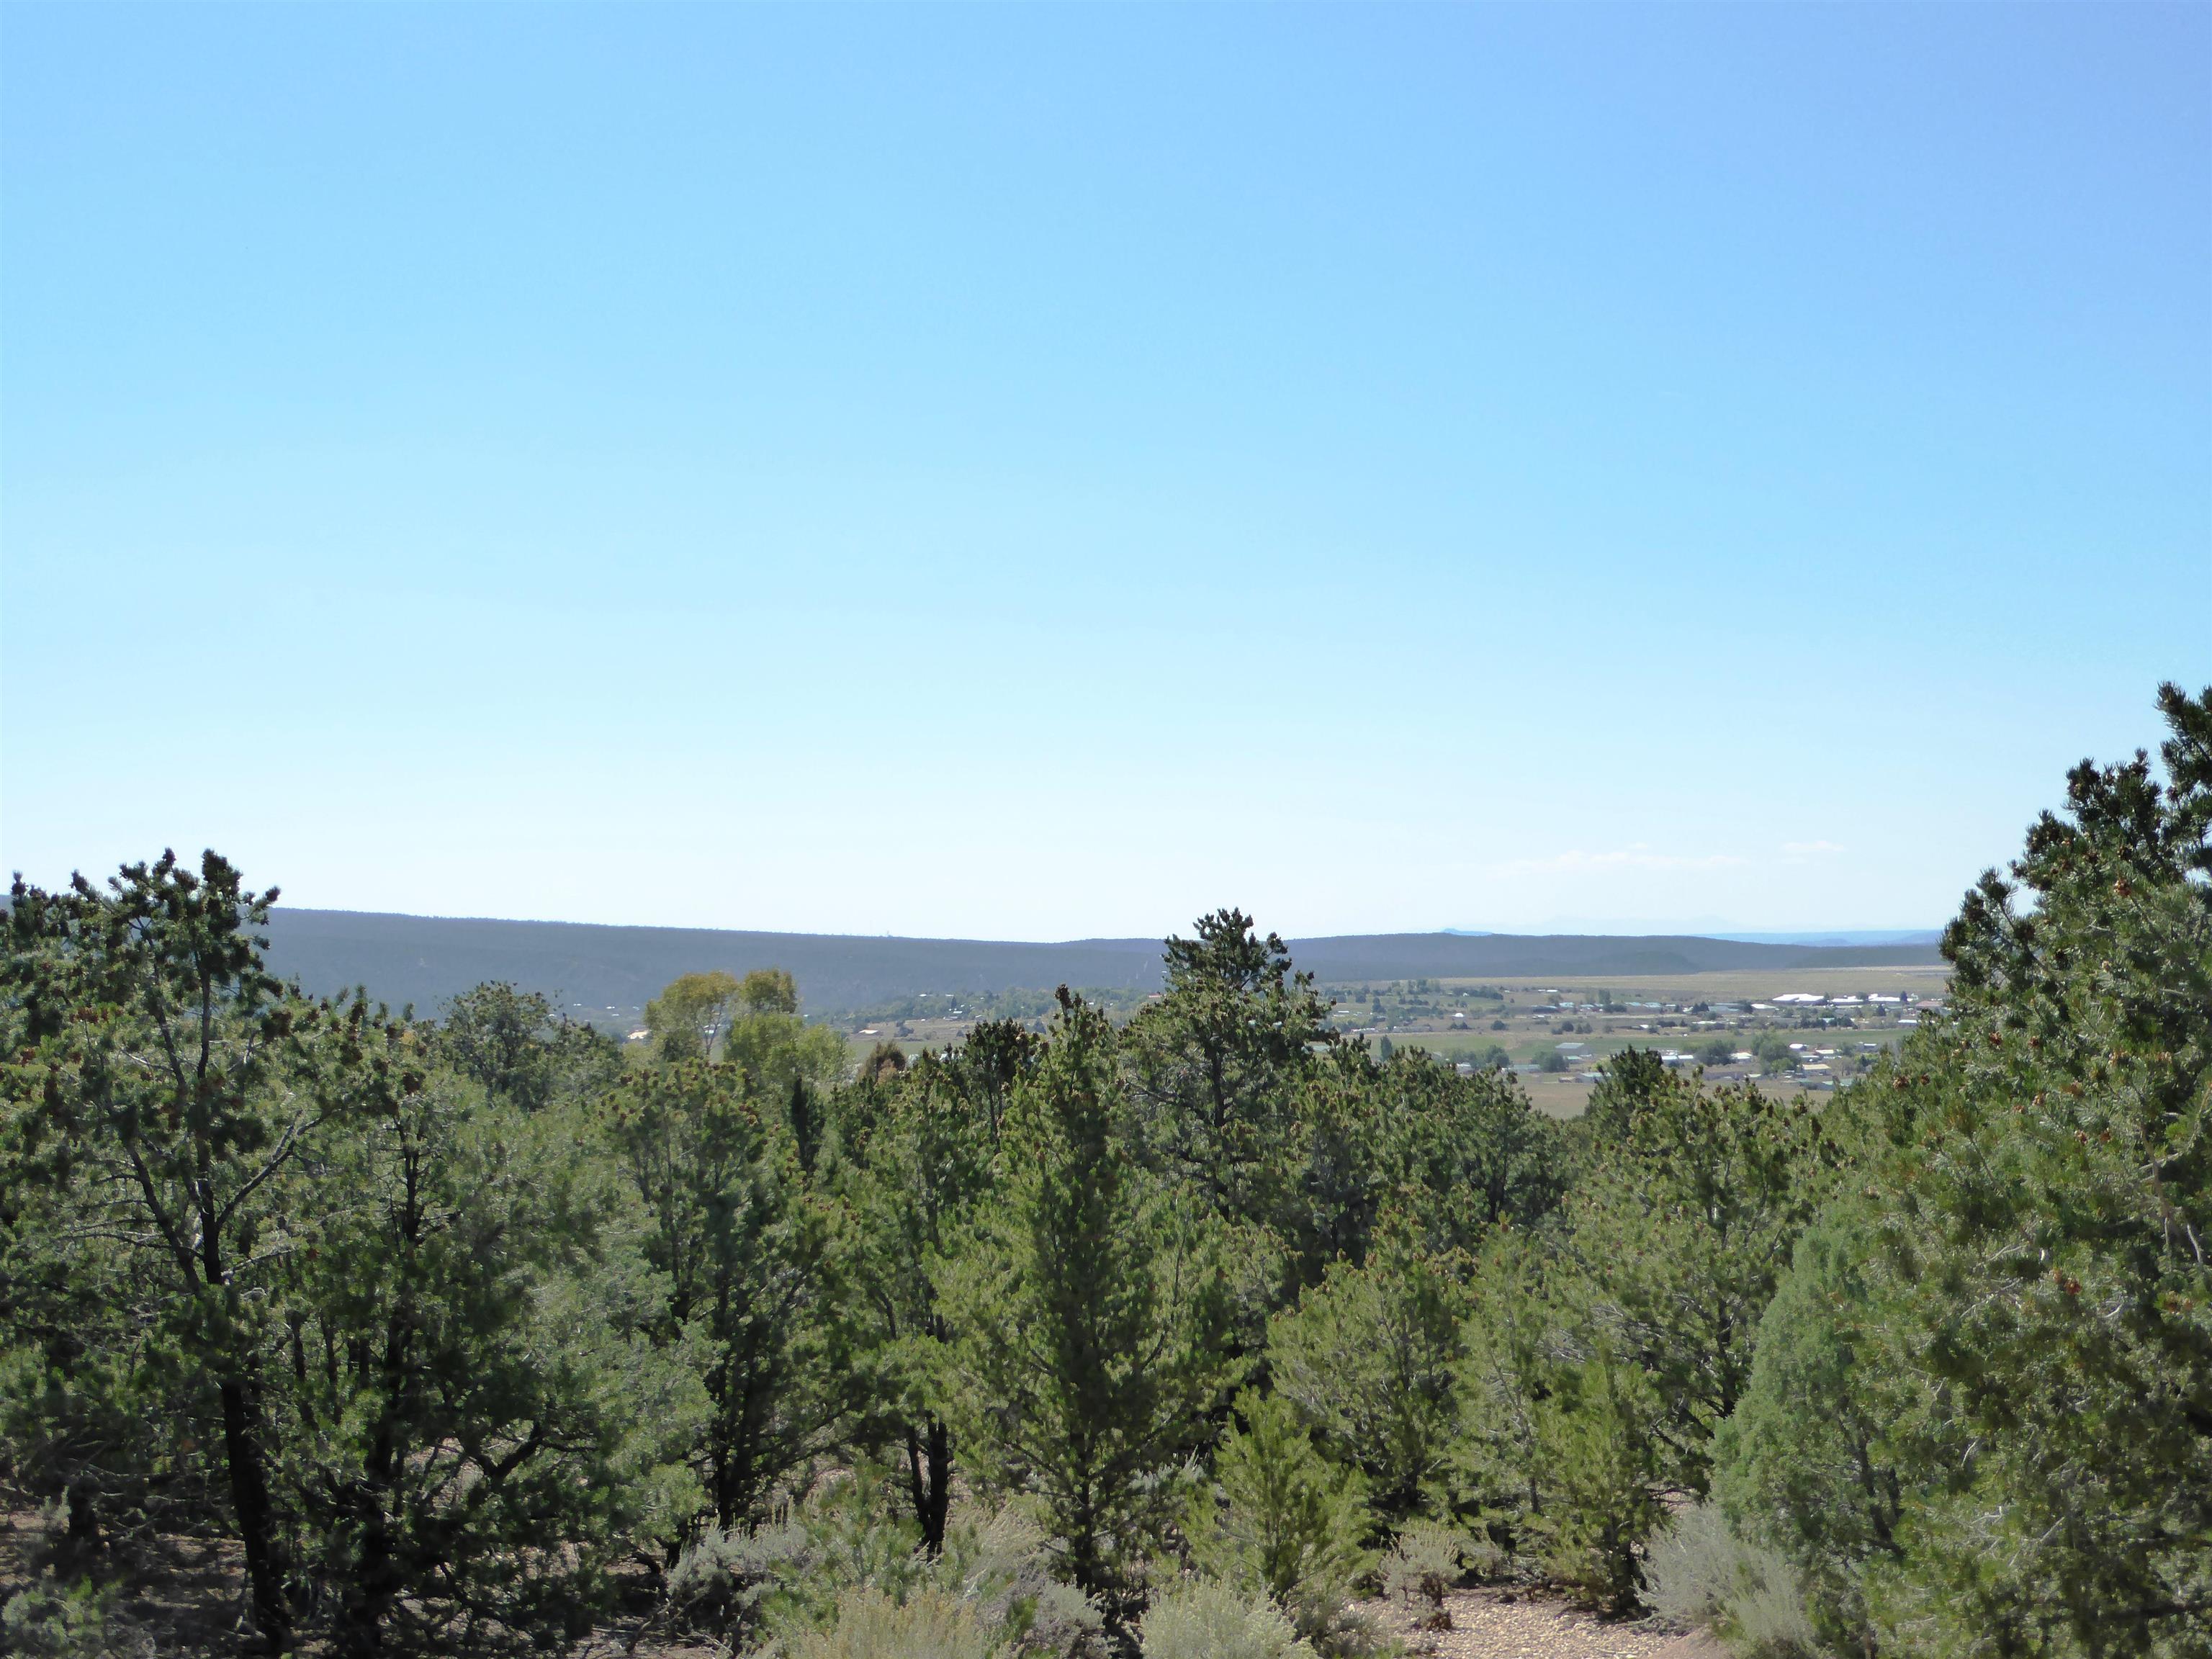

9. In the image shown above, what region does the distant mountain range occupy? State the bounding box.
[1444,926,1943,948]
[260,908,1948,1023]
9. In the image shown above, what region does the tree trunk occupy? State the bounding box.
[58,1478,99,1572]
[905,1415,954,1554]
[335,1382,403,1656]
[221,1372,292,1652]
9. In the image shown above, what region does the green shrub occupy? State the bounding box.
[668,1491,932,1645]
[1267,1232,1467,1518]
[1644,1501,1733,1631]
[1187,1390,1373,1647]
[0,1573,153,1659]
[1524,1350,1660,1613]
[945,1505,1107,1658]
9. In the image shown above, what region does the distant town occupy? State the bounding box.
[760,966,1951,1114]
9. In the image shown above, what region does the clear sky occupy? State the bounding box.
[4,4,2207,942]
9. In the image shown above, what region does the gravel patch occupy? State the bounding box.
[1375,1586,1726,1659]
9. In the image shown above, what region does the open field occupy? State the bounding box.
[836,963,1949,1112]
[1477,966,1952,1004]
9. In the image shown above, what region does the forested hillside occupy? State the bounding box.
[1,685,2204,1659]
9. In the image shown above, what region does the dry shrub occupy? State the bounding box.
[1136,1580,1317,1659]
[783,1587,997,1659]
[1379,1522,1463,1627]
[1645,1502,1817,1658]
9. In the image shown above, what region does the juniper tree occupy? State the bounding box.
[1712,1206,1903,1650]
[1724,682,2212,1657]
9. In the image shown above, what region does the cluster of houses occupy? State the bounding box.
[1760,990,1917,1017]
[1441,984,1939,1090]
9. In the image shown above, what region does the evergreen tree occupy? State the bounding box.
[1524,1344,1662,1614]
[1125,912,1334,1227]
[1446,1225,1554,1550]
[1365,1048,1566,1256]
[1185,1389,1372,1640]
[598,1060,863,1529]
[273,1063,695,1654]
[0,1102,190,1568]
[947,990,1238,1628]
[1712,1205,1903,1652]
[435,981,621,1112]
[840,1044,1011,1551]
[1565,1067,1838,1496]
[1272,1046,1563,1293]
[0,853,358,1649]
[1274,1048,1396,1281]
[1722,683,2212,1657]
[1265,1228,1469,1520]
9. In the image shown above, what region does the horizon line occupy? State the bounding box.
[261,902,1942,950]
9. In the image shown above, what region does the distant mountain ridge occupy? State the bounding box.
[1708,929,1943,948]
[260,908,1947,1022]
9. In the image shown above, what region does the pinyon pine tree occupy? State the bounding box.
[948,989,1238,1629]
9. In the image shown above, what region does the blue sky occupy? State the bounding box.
[4,4,2206,941]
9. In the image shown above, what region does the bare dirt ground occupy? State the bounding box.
[1,1505,251,1655]
[0,1506,716,1658]
[1375,1586,1726,1659]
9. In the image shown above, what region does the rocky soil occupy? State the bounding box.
[1375,1585,1726,1659]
